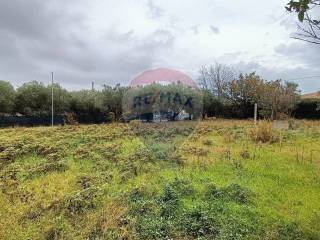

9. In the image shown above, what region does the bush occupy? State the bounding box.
[64,112,77,125]
[205,183,252,204]
[135,214,174,239]
[294,99,320,119]
[179,206,219,238]
[158,184,180,218]
[275,221,306,240]
[250,121,279,143]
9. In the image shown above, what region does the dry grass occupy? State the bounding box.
[301,91,320,99]
[250,120,279,143]
[0,120,320,239]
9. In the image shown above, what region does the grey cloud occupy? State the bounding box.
[147,0,164,19]
[0,1,175,89]
[210,25,220,34]
[1,0,318,93]
[275,42,320,70]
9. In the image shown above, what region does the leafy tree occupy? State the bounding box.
[69,90,103,114]
[227,72,264,118]
[0,81,15,114]
[202,90,224,118]
[101,84,127,121]
[14,81,49,115]
[259,80,300,119]
[286,0,320,44]
[46,83,71,114]
[224,73,299,119]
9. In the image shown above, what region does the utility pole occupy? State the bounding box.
[51,72,54,126]
[92,81,94,91]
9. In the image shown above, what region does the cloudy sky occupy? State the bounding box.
[0,0,319,92]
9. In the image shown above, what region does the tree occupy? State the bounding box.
[101,84,127,121]
[259,80,300,120]
[123,83,203,121]
[227,72,264,118]
[225,73,299,119]
[14,81,49,115]
[286,0,320,45]
[69,90,103,114]
[202,90,224,119]
[0,81,15,114]
[46,83,71,114]
[198,63,235,98]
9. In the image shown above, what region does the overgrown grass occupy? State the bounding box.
[0,120,319,239]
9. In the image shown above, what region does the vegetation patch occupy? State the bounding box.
[0,121,319,239]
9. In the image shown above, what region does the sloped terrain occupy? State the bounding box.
[0,120,320,239]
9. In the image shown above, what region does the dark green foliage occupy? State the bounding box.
[275,221,306,240]
[205,183,252,204]
[127,180,260,239]
[0,80,15,113]
[0,75,313,125]
[179,206,219,238]
[158,184,180,217]
[202,90,225,118]
[101,84,126,122]
[286,0,312,21]
[128,188,156,216]
[14,81,51,115]
[135,215,174,239]
[294,99,320,119]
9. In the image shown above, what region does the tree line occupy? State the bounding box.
[199,63,301,119]
[0,81,126,122]
[0,64,319,125]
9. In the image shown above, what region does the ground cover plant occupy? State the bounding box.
[0,119,320,239]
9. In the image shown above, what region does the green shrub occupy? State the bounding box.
[135,214,174,240]
[158,184,180,218]
[205,183,252,204]
[179,206,219,238]
[275,221,306,240]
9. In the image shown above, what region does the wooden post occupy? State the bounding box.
[254,103,257,125]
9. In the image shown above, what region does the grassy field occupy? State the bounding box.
[0,120,320,239]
